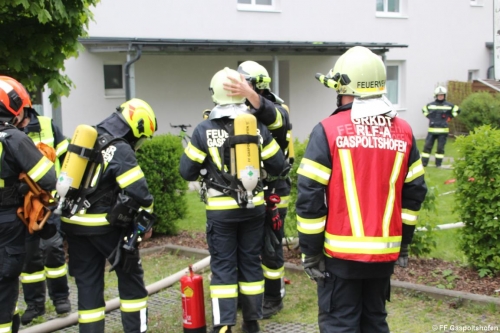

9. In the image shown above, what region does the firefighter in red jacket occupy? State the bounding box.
[296,46,427,333]
[421,86,460,167]
[0,77,57,333]
[225,60,293,318]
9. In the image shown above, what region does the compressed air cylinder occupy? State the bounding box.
[55,124,98,213]
[234,114,260,208]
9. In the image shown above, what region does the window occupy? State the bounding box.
[103,64,125,97]
[386,65,399,105]
[468,70,479,81]
[470,0,484,6]
[237,0,281,12]
[376,0,407,18]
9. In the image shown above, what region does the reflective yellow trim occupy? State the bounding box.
[261,139,280,160]
[452,105,459,117]
[55,139,69,157]
[14,302,19,315]
[0,322,12,333]
[140,202,154,213]
[276,195,289,209]
[28,156,53,182]
[435,154,445,159]
[268,109,283,130]
[324,233,402,255]
[20,271,46,283]
[402,208,419,226]
[78,307,105,324]
[405,159,425,183]
[62,213,109,226]
[428,127,449,133]
[120,297,148,312]
[209,147,223,170]
[382,152,404,237]
[185,142,206,164]
[297,215,325,235]
[297,158,331,185]
[45,264,68,278]
[422,106,429,117]
[421,152,430,158]
[262,264,284,280]
[210,285,238,298]
[238,280,265,295]
[206,193,264,210]
[116,165,144,188]
[427,105,453,111]
[339,150,364,237]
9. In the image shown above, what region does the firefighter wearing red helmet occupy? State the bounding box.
[421,86,460,167]
[0,76,72,325]
[60,98,157,333]
[296,47,427,332]
[0,76,56,333]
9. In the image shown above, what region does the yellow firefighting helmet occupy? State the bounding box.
[434,86,447,97]
[237,61,271,90]
[117,98,157,147]
[202,109,211,119]
[316,46,386,98]
[209,68,246,105]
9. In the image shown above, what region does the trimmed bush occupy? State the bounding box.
[285,138,308,239]
[458,92,500,132]
[136,134,188,235]
[454,126,500,275]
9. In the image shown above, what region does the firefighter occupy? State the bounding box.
[296,46,427,332]
[179,68,286,333]
[0,77,57,333]
[224,60,292,318]
[421,86,460,167]
[0,76,72,324]
[60,98,156,333]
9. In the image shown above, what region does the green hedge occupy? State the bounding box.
[459,92,500,132]
[454,126,500,275]
[136,134,188,235]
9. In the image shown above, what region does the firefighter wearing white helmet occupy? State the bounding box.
[180,67,286,333]
[297,46,427,332]
[61,98,157,333]
[225,61,293,318]
[421,85,460,167]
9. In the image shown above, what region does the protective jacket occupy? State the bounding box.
[180,117,286,221]
[296,103,427,279]
[61,114,153,235]
[422,100,460,133]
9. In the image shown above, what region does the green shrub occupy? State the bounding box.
[410,184,437,257]
[285,138,308,239]
[458,92,500,132]
[136,134,188,235]
[454,126,500,275]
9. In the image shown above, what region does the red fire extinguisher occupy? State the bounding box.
[181,265,206,333]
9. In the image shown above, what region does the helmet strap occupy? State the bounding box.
[336,94,343,107]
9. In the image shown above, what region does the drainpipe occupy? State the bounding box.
[272,55,279,96]
[125,44,143,101]
[19,256,211,333]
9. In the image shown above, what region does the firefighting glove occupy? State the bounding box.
[265,194,282,231]
[395,244,409,268]
[302,253,325,282]
[263,223,280,258]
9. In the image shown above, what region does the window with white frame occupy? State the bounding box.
[386,64,400,106]
[470,0,484,6]
[103,64,125,97]
[237,0,281,12]
[376,0,407,18]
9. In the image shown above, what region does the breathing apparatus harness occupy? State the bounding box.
[199,118,263,209]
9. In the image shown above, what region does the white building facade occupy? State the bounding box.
[48,0,493,141]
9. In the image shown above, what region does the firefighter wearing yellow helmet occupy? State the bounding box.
[0,76,57,333]
[421,85,460,167]
[297,46,427,332]
[223,61,293,319]
[60,98,157,333]
[180,67,286,333]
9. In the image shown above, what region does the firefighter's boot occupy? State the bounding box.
[54,298,71,314]
[242,320,261,333]
[262,299,284,319]
[21,303,45,325]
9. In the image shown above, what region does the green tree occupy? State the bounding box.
[0,0,99,103]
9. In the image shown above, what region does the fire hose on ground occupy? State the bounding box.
[19,256,211,333]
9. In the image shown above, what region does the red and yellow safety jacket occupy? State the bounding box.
[296,103,427,277]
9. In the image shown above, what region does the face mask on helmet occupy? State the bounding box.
[237,61,271,91]
[134,136,148,151]
[117,98,157,141]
